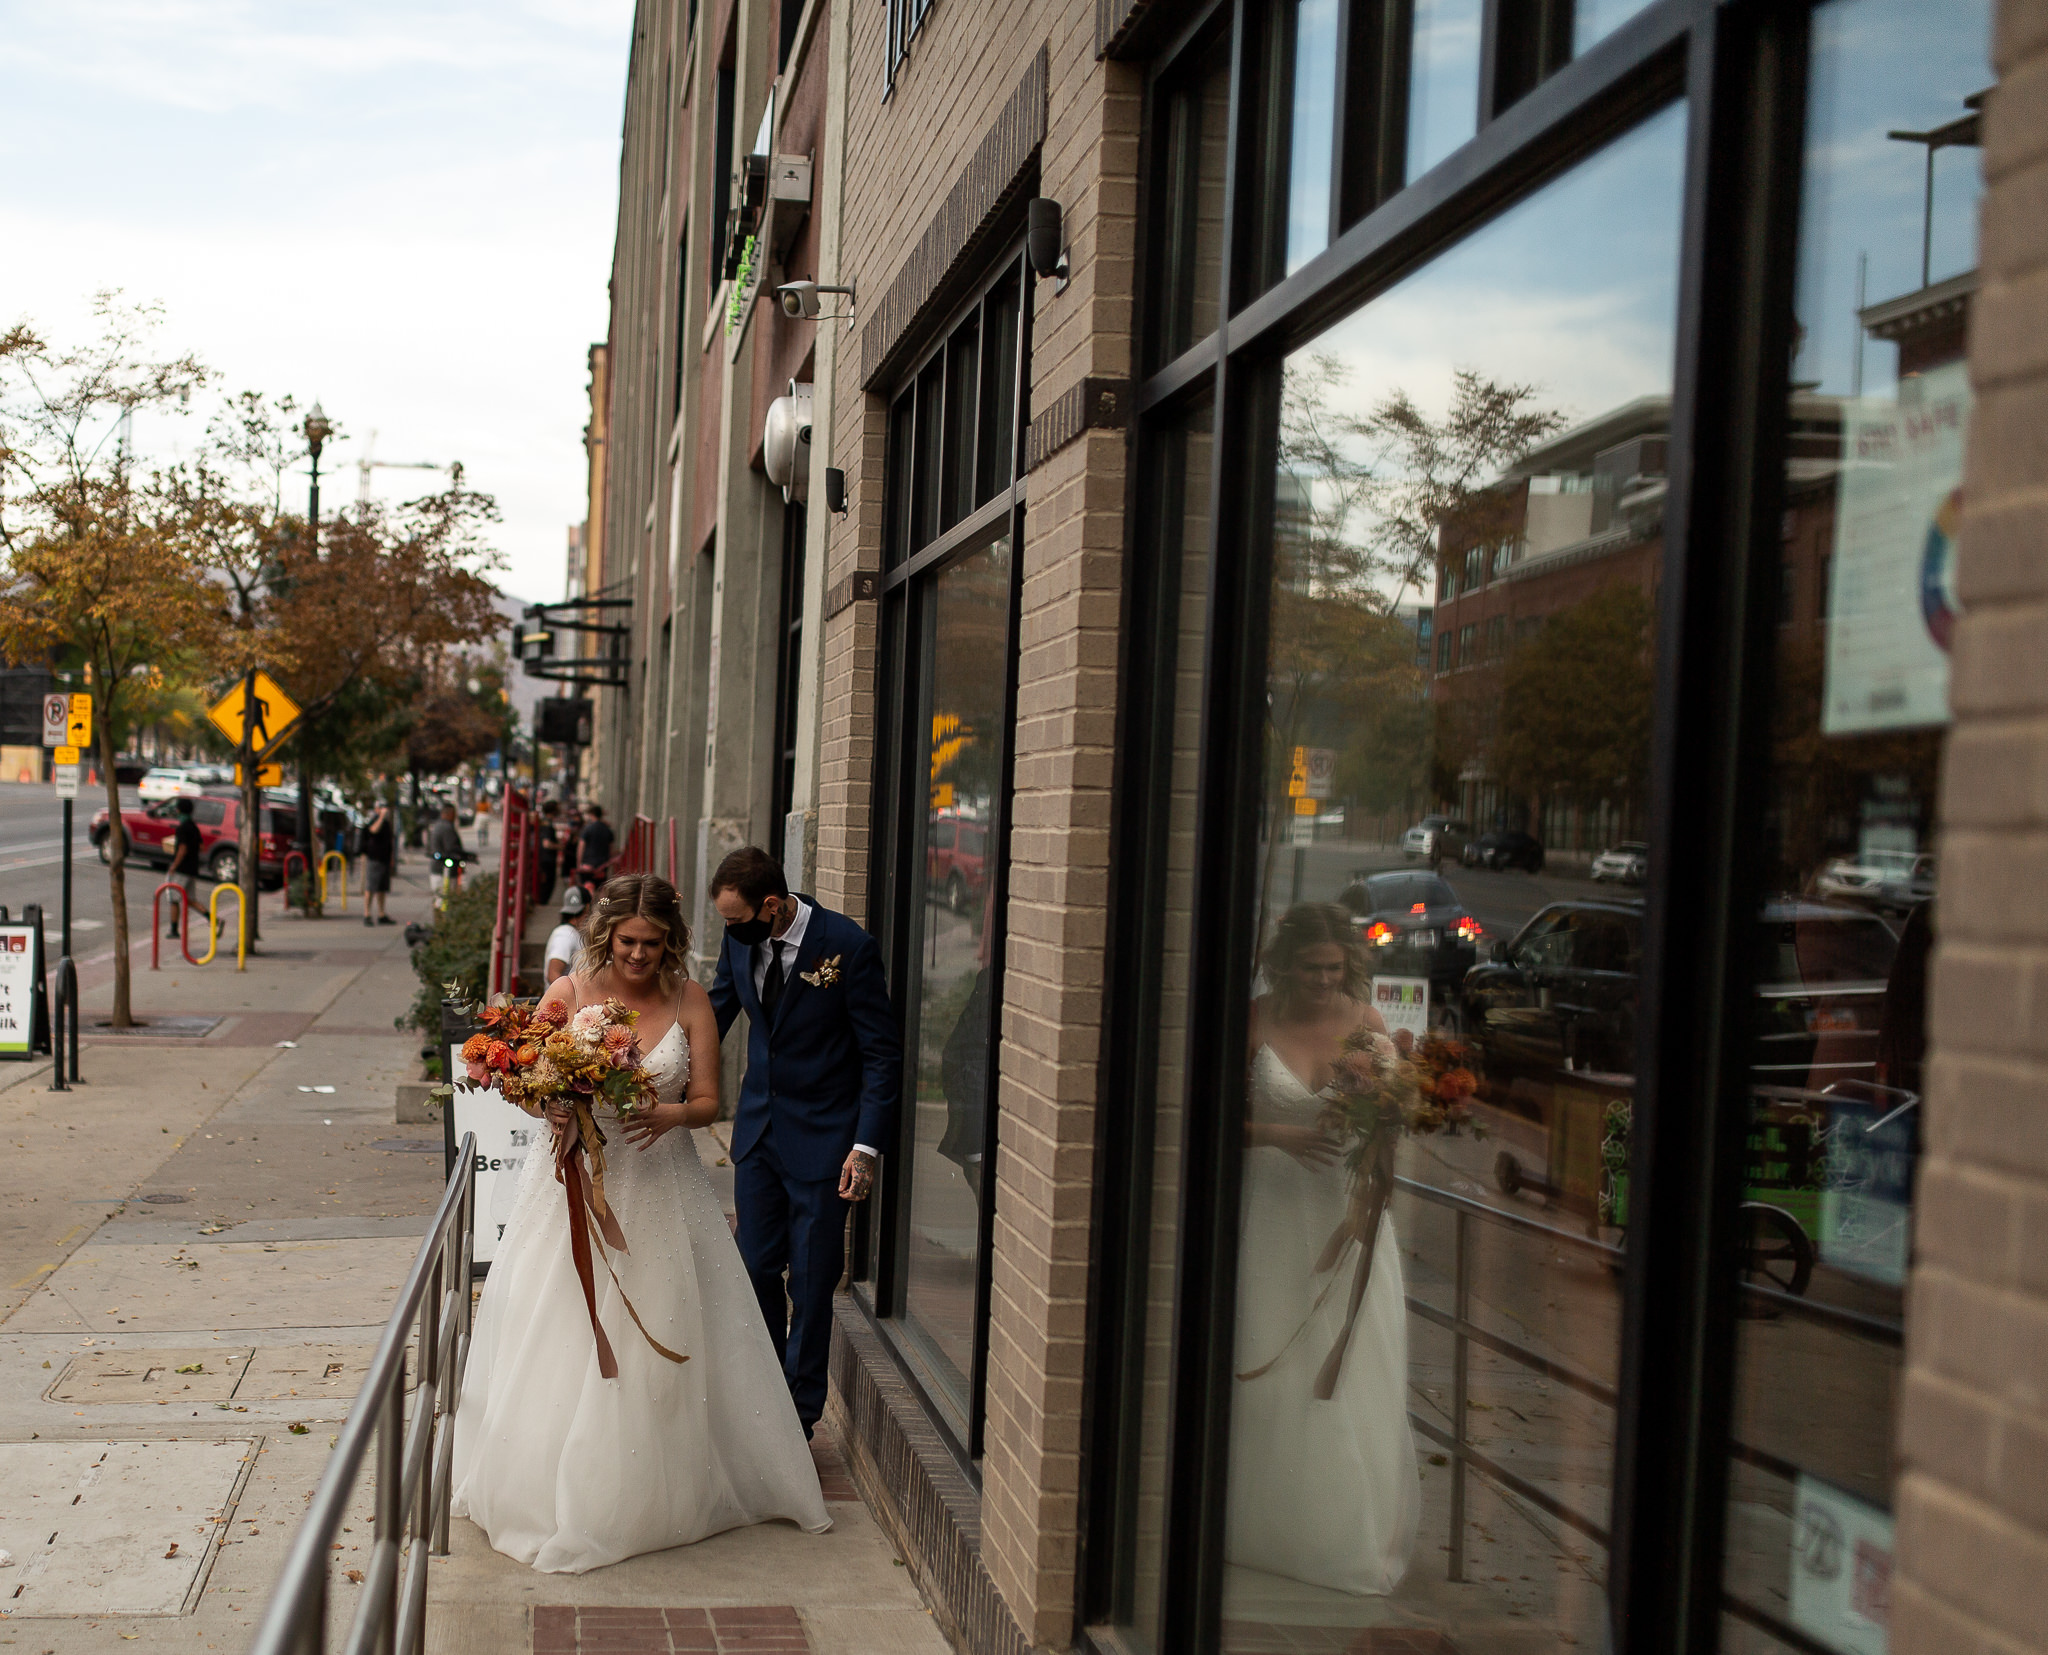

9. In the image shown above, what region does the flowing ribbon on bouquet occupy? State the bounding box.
[554,1102,688,1380]
[1235,1124,1397,1400]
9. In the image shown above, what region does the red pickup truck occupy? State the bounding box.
[89,793,298,887]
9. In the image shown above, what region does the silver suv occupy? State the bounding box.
[1401,814,1471,862]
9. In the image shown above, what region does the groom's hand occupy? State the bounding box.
[839,1149,877,1203]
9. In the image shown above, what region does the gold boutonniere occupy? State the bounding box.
[801,954,843,988]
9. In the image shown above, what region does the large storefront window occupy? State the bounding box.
[1088,1,1993,1651]
[1222,105,1685,1650]
[867,252,1029,1456]
[1719,3,1987,1651]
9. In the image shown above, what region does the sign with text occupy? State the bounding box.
[1372,975,1430,1043]
[1790,1475,1892,1655]
[52,763,81,801]
[64,694,91,750]
[1824,362,1970,734]
[0,925,39,1056]
[41,695,67,748]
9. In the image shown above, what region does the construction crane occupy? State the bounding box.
[354,429,463,505]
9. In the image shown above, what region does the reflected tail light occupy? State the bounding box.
[1365,922,1395,945]
[1456,916,1484,940]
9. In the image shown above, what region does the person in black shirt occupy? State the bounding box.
[360,802,396,927]
[577,804,615,888]
[167,798,203,938]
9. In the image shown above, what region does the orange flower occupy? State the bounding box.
[486,1039,514,1073]
[514,1043,541,1067]
[1435,1067,1476,1102]
[460,1032,491,1063]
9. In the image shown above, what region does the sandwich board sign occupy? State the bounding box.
[0,915,49,1059]
[440,1001,538,1272]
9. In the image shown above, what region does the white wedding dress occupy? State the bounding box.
[1225,1044,1419,1595]
[451,1020,830,1573]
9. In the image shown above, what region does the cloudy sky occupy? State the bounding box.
[0,0,636,605]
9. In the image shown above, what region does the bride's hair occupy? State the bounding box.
[1262,902,1368,1015]
[579,874,693,995]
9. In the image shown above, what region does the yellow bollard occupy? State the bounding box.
[319,850,347,909]
[203,884,248,971]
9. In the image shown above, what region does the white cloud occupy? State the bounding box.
[0,0,634,604]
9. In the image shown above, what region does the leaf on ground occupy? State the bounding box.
[288,1422,308,1435]
[175,1363,204,1374]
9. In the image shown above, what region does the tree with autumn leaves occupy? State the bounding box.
[0,298,504,1026]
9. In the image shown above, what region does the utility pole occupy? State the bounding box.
[296,404,332,902]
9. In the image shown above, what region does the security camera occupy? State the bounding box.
[775,279,856,322]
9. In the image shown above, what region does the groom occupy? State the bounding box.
[708,847,901,1435]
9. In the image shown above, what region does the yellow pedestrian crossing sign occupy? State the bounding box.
[65,694,91,749]
[208,671,300,754]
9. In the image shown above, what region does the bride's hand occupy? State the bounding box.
[545,1103,575,1135]
[621,1098,690,1149]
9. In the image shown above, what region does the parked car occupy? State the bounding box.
[137,766,207,803]
[1590,841,1649,884]
[1346,870,1486,992]
[1401,814,1472,863]
[927,811,991,913]
[89,794,300,887]
[1462,830,1546,872]
[1459,896,1902,1114]
[1814,848,1936,916]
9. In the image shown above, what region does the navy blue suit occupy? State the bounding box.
[709,897,901,1428]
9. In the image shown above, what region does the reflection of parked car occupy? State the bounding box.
[1462,830,1545,872]
[90,794,299,887]
[1401,814,1471,862]
[137,766,207,803]
[1815,849,1935,916]
[1461,896,1901,1115]
[927,812,990,913]
[1343,871,1485,991]
[1590,841,1648,884]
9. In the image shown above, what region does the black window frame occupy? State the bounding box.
[857,241,1035,1471]
[1085,1,1821,1652]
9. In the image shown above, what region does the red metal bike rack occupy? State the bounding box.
[151,882,203,968]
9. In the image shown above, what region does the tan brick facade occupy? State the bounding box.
[1898,1,2048,1646]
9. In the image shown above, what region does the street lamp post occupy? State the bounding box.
[295,402,333,887]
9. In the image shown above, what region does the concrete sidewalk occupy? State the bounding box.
[0,864,948,1655]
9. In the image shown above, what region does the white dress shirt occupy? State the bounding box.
[751,898,877,1163]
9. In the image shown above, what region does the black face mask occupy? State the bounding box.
[725,910,774,947]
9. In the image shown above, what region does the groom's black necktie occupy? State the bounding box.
[760,939,786,1022]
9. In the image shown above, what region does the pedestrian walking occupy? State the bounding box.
[535,798,561,905]
[166,797,202,938]
[543,884,587,983]
[576,803,615,889]
[360,800,396,927]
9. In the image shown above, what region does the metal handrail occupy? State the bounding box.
[247,1134,476,1655]
[1393,1170,1903,1592]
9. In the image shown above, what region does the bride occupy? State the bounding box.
[451,872,829,1573]
[1226,901,1418,1596]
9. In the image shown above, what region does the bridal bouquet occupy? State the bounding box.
[448,994,659,1120]
[1244,1027,1484,1399]
[439,987,684,1379]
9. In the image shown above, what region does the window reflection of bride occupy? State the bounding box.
[1227,902,1419,1596]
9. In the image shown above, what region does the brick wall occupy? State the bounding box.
[818,2,1138,1646]
[1896,2,2048,1648]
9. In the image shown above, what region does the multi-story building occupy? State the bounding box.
[568,2,2048,1652]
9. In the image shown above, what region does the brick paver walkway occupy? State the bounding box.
[533,1604,810,1653]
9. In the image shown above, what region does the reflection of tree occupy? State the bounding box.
[1494,583,1654,826]
[1265,362,1567,905]
[1364,370,1564,596]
